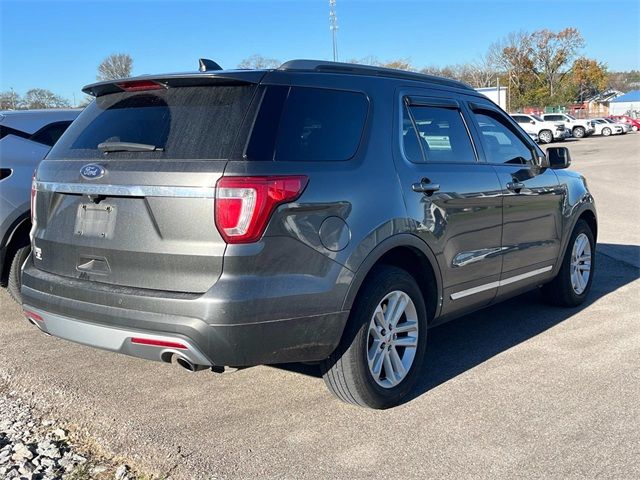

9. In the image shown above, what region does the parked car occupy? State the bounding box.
[0,109,80,302]
[541,113,595,138]
[22,60,597,409]
[510,113,570,144]
[591,118,624,136]
[608,115,640,131]
[599,117,630,134]
[527,132,540,143]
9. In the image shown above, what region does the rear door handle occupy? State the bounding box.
[507,181,525,192]
[412,179,440,195]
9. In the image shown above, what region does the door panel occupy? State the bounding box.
[466,103,563,296]
[394,92,503,318]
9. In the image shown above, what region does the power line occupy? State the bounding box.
[329,0,338,62]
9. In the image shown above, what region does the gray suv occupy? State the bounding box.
[0,109,80,302]
[21,60,597,409]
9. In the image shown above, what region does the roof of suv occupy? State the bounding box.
[82,59,475,97]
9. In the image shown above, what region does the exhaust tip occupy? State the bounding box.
[173,354,207,373]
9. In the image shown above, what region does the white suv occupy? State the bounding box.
[541,113,595,139]
[510,113,570,144]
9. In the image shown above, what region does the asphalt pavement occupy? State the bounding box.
[1,133,638,479]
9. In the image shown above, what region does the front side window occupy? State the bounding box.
[472,110,534,165]
[246,86,368,162]
[402,104,476,164]
[512,115,530,124]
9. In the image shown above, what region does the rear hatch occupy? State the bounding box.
[32,80,259,293]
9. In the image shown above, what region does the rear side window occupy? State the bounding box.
[29,121,73,147]
[246,86,368,161]
[47,86,255,160]
[402,104,476,164]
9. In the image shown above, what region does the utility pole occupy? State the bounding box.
[329,0,338,62]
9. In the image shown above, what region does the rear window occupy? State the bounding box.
[47,85,255,160]
[245,86,368,161]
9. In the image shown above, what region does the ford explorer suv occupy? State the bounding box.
[510,113,570,144]
[0,109,80,303]
[541,113,595,139]
[21,60,597,409]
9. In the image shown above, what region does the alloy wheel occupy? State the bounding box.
[366,290,419,388]
[570,233,592,295]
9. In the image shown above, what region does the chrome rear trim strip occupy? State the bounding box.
[35,181,216,198]
[451,265,553,300]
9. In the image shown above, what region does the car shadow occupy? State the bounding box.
[271,245,639,404]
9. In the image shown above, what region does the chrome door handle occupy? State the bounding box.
[507,181,525,192]
[412,179,440,195]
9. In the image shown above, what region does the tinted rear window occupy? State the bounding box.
[47,85,255,160]
[246,86,368,161]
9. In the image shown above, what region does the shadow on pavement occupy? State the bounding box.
[272,245,639,403]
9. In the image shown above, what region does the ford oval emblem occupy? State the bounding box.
[80,164,105,180]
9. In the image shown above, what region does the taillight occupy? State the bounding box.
[215,176,308,244]
[115,80,165,92]
[30,172,37,224]
[24,309,43,322]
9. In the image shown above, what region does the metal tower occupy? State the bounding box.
[329,0,338,62]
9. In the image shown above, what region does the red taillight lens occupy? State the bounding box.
[30,172,37,224]
[24,309,43,322]
[215,176,308,244]
[130,337,188,350]
[115,80,165,92]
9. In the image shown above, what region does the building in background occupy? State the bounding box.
[475,86,508,110]
[609,90,640,117]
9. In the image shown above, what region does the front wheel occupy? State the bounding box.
[573,126,586,138]
[602,127,612,137]
[321,266,427,409]
[542,219,595,307]
[539,130,553,144]
[7,246,30,304]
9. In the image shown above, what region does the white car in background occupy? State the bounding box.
[541,113,595,138]
[597,117,630,134]
[510,113,570,144]
[591,118,624,136]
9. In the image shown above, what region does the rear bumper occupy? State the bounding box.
[21,256,351,367]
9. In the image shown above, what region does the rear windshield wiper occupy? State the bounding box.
[98,142,163,153]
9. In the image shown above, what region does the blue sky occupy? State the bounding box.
[1,0,638,104]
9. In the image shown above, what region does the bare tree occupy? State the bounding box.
[0,90,24,110]
[237,54,280,69]
[97,53,133,81]
[24,89,70,109]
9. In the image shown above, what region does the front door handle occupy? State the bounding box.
[507,181,525,192]
[412,179,440,195]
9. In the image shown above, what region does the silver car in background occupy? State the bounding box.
[0,109,80,302]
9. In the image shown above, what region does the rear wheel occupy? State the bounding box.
[7,246,30,304]
[573,126,586,138]
[542,220,595,307]
[321,266,427,409]
[632,125,638,132]
[602,127,612,137]
[539,130,553,144]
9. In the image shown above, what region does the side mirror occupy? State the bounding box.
[530,120,535,124]
[546,147,571,169]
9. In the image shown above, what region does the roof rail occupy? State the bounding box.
[199,58,223,72]
[278,59,474,91]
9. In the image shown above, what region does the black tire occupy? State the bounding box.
[602,127,611,137]
[7,246,30,304]
[573,126,585,138]
[542,220,595,307]
[321,265,428,409]
[539,129,553,144]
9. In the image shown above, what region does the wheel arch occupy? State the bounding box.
[342,234,443,324]
[554,205,598,276]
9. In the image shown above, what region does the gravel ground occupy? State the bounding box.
[0,389,138,480]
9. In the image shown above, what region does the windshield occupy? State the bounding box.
[532,114,544,122]
[48,85,255,160]
[566,114,576,120]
